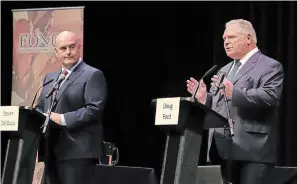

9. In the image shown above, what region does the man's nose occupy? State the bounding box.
[224,39,230,45]
[66,48,71,54]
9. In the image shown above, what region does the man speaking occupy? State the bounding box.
[186,19,284,184]
[35,31,107,184]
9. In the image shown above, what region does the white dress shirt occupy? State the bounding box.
[228,47,259,77]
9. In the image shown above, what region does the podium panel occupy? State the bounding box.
[1,107,46,184]
[161,129,203,184]
[152,97,227,184]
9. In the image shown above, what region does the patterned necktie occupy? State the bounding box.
[228,60,241,80]
[53,69,68,101]
[62,69,68,76]
[60,69,69,88]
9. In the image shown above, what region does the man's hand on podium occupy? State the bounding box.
[186,77,207,104]
[43,112,62,125]
[49,112,62,125]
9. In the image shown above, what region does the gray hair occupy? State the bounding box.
[226,19,257,44]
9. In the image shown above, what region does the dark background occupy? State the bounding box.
[1,1,297,179]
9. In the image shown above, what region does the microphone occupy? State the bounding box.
[212,72,226,96]
[30,79,54,109]
[190,65,218,102]
[45,73,66,99]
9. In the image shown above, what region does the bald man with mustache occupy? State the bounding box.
[35,31,107,184]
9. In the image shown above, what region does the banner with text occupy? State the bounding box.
[11,6,84,106]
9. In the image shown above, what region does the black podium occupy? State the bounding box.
[1,106,48,184]
[151,97,228,184]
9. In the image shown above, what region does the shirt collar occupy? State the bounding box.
[237,47,259,66]
[62,57,83,74]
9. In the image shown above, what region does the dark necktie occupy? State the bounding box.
[216,60,242,104]
[228,60,241,80]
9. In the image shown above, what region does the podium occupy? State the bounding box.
[151,97,228,184]
[1,106,49,184]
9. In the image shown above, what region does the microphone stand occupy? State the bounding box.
[219,84,234,184]
[41,85,58,183]
[42,83,59,134]
[190,79,201,102]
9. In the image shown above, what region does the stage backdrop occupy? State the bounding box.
[11,6,84,107]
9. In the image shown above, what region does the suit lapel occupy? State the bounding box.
[215,51,261,105]
[55,61,85,102]
[230,51,261,84]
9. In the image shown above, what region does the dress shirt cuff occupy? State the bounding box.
[60,114,66,126]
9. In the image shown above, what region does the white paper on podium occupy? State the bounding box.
[155,97,180,125]
[0,106,19,131]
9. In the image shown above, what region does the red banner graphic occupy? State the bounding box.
[12,7,84,107]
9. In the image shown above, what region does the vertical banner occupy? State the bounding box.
[11,6,84,107]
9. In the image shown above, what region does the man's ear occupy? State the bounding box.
[77,43,81,50]
[246,34,252,45]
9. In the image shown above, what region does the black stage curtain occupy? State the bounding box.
[1,2,297,179]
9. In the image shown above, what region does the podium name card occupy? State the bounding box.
[155,97,180,125]
[0,106,19,131]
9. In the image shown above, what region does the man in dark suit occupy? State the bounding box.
[35,31,107,184]
[187,19,284,184]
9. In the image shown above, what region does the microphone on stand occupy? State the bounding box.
[42,71,68,134]
[30,79,54,109]
[190,65,218,102]
[212,72,226,96]
[210,72,234,136]
[45,72,67,99]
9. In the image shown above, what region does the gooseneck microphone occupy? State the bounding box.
[30,79,54,109]
[190,65,218,102]
[45,73,66,99]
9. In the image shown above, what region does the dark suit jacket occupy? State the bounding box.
[206,51,284,164]
[35,61,107,160]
